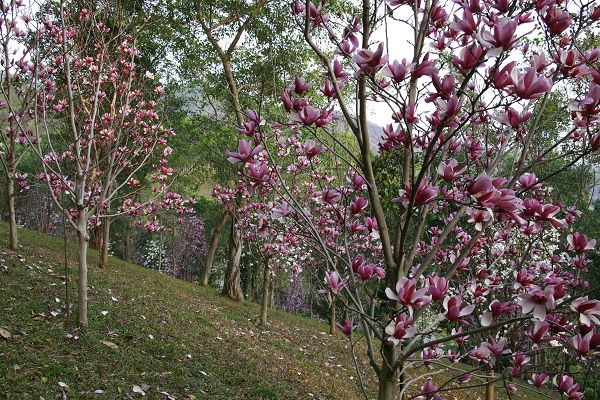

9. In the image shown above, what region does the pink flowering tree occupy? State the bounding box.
[14,2,178,328]
[0,0,36,250]
[225,0,600,398]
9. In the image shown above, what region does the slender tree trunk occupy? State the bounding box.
[89,225,101,250]
[222,215,243,301]
[201,211,229,286]
[76,219,89,329]
[43,196,52,234]
[124,217,132,263]
[269,274,275,309]
[260,261,270,326]
[329,298,336,335]
[99,214,110,269]
[7,174,18,250]
[486,369,495,400]
[377,343,399,400]
[249,261,259,302]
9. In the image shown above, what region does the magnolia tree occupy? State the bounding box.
[9,2,180,328]
[0,0,37,250]
[225,0,600,398]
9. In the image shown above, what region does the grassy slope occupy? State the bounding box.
[0,223,553,399]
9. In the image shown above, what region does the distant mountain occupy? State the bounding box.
[367,121,384,153]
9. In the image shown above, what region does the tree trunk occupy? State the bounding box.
[76,222,89,329]
[260,261,270,326]
[377,343,399,400]
[222,215,243,301]
[249,261,259,302]
[486,369,495,400]
[89,225,101,250]
[124,217,132,263]
[7,175,18,250]
[269,274,275,309]
[329,298,336,335]
[99,214,110,269]
[201,210,229,286]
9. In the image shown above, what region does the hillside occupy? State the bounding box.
[0,223,552,399]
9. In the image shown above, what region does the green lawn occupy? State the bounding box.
[0,223,556,399]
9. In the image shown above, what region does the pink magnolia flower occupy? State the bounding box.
[443,296,475,322]
[426,274,448,301]
[385,313,416,345]
[418,379,442,400]
[571,296,600,326]
[451,9,477,35]
[512,67,552,99]
[226,139,262,164]
[554,375,583,400]
[498,108,532,129]
[518,286,555,320]
[452,43,484,74]
[478,18,518,52]
[528,373,549,387]
[355,261,385,281]
[303,139,323,159]
[518,173,541,190]
[481,300,516,326]
[393,179,438,207]
[382,59,412,83]
[467,207,493,232]
[511,352,530,376]
[386,277,432,313]
[349,196,368,215]
[336,319,355,336]
[293,75,312,94]
[320,189,341,205]
[570,332,593,356]
[352,42,388,75]
[543,7,571,35]
[436,159,466,181]
[567,233,596,253]
[324,270,348,294]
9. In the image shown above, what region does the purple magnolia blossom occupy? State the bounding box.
[382,59,412,82]
[303,139,323,159]
[324,270,348,294]
[226,139,262,164]
[526,321,554,344]
[386,277,432,313]
[481,300,516,326]
[336,319,355,335]
[320,189,341,205]
[393,179,438,207]
[443,296,475,322]
[353,42,389,74]
[567,233,596,253]
[518,285,555,320]
[385,313,416,345]
[569,332,593,356]
[436,159,465,181]
[528,373,549,387]
[554,375,584,400]
[513,68,553,99]
[571,296,600,326]
[543,7,571,35]
[349,196,368,215]
[426,274,448,301]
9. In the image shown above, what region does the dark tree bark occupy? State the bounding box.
[221,215,243,301]
[6,175,17,250]
[201,210,229,286]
